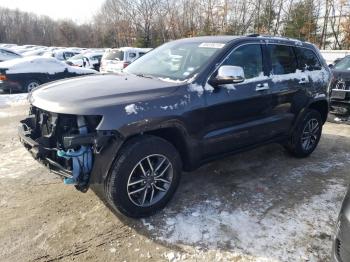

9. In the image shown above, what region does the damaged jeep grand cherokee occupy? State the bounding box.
[19,35,331,218]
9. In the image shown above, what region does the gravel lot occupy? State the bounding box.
[1,95,350,262]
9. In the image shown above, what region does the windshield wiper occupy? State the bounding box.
[136,73,154,79]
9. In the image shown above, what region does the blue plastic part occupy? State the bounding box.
[64,177,77,184]
[57,116,93,185]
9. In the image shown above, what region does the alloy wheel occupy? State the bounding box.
[301,118,320,151]
[127,154,173,207]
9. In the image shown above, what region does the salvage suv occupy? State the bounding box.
[19,35,331,218]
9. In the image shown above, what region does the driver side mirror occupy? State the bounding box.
[210,65,245,86]
[328,64,334,69]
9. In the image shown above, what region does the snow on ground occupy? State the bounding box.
[155,183,344,262]
[143,152,349,262]
[0,94,28,108]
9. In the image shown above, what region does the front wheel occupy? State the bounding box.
[285,109,323,158]
[105,135,182,218]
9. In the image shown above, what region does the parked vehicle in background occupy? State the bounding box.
[0,56,96,93]
[43,49,80,61]
[66,51,104,71]
[320,50,350,65]
[332,186,350,262]
[0,48,22,62]
[18,35,330,218]
[22,48,48,57]
[329,56,350,119]
[0,43,18,49]
[13,45,43,54]
[100,47,151,73]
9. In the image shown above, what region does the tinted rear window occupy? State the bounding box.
[103,50,124,61]
[268,45,297,75]
[296,48,321,71]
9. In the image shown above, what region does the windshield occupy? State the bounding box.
[124,41,224,81]
[103,50,124,61]
[334,56,350,70]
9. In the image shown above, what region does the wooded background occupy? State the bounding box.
[0,0,349,49]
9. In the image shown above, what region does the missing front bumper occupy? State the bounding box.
[18,118,73,178]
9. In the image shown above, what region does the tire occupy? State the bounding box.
[105,135,182,218]
[285,109,323,158]
[24,79,41,92]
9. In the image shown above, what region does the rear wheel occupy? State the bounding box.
[24,80,40,92]
[105,135,182,218]
[285,109,323,158]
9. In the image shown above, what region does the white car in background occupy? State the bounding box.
[13,45,43,54]
[66,51,104,71]
[43,49,81,61]
[100,47,152,73]
[0,56,97,92]
[22,48,49,57]
[0,44,18,49]
[0,48,22,62]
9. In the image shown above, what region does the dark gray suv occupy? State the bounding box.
[19,35,331,217]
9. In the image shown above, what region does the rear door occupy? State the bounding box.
[267,44,303,133]
[202,43,275,157]
[295,46,327,92]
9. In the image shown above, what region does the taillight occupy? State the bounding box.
[0,74,7,81]
[123,62,130,68]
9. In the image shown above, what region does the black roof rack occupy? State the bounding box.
[247,33,260,37]
[246,34,305,44]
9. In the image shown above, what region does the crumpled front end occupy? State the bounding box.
[18,106,116,192]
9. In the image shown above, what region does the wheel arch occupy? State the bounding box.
[308,99,329,124]
[120,124,196,172]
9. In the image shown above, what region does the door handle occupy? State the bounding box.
[256,83,269,91]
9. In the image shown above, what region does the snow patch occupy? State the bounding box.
[188,83,204,96]
[148,183,344,261]
[160,95,190,110]
[203,83,214,92]
[158,77,186,84]
[0,94,28,108]
[125,103,143,115]
[271,68,330,83]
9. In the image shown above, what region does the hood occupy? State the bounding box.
[29,73,182,115]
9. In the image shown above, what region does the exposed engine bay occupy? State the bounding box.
[18,106,112,191]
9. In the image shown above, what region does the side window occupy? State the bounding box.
[296,48,321,71]
[129,53,136,58]
[222,44,263,79]
[268,45,297,75]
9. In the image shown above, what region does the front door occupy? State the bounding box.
[202,43,275,158]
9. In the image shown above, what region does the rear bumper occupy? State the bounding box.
[18,117,73,178]
[0,80,22,92]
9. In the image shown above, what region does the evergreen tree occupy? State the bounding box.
[283,0,319,42]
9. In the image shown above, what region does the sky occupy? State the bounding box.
[0,0,105,24]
